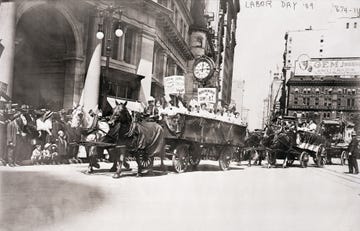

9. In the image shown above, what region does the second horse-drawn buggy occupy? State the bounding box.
[264,116,327,168]
[317,119,355,165]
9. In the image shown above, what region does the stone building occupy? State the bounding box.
[0,0,201,110]
[282,17,360,129]
[204,0,240,106]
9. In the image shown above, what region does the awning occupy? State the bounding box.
[107,97,145,112]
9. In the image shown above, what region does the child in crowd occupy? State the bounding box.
[56,130,68,163]
[42,143,52,164]
[31,144,42,165]
[50,144,59,164]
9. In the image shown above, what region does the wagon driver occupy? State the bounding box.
[347,131,359,174]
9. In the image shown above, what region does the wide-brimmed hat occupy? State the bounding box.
[44,143,51,149]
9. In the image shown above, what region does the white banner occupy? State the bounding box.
[198,88,216,103]
[295,59,360,76]
[164,75,185,95]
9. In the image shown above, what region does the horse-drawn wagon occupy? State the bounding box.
[317,119,354,165]
[264,116,327,168]
[162,113,247,173]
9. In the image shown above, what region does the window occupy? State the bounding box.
[294,97,298,105]
[174,9,178,25]
[303,97,306,105]
[355,22,357,28]
[124,29,135,64]
[315,97,319,106]
[320,39,324,43]
[337,98,341,106]
[347,98,351,106]
[346,22,350,29]
[158,0,168,7]
[288,50,291,54]
[351,99,355,107]
[320,49,323,53]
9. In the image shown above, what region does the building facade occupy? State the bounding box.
[201,0,240,106]
[0,0,201,110]
[283,17,360,131]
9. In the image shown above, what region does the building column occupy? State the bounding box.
[63,57,85,109]
[0,2,16,97]
[137,31,155,102]
[162,52,168,82]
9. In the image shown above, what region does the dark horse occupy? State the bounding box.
[265,127,297,168]
[242,130,265,166]
[108,101,166,178]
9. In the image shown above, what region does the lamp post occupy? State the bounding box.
[96,3,124,111]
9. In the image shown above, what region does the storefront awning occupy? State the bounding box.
[107,97,144,112]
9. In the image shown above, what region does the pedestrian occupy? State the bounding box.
[347,131,359,174]
[6,109,20,167]
[56,130,68,163]
[31,144,42,165]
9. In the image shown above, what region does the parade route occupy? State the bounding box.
[1,160,360,231]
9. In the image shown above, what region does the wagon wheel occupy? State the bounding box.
[138,150,153,169]
[299,151,309,168]
[188,143,201,168]
[219,148,232,171]
[340,151,348,166]
[316,145,326,168]
[172,144,189,173]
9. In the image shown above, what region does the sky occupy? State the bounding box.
[233,0,360,130]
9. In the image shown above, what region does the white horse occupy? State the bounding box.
[70,106,109,173]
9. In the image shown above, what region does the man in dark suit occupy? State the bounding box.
[348,131,359,174]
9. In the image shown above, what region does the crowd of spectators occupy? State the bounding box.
[0,103,80,167]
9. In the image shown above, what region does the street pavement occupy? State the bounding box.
[0,159,360,231]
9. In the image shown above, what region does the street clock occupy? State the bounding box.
[193,56,215,82]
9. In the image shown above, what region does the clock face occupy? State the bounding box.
[194,61,212,80]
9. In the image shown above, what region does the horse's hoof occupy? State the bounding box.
[112,173,121,179]
[87,169,93,174]
[109,167,117,172]
[123,162,130,170]
[93,162,100,169]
